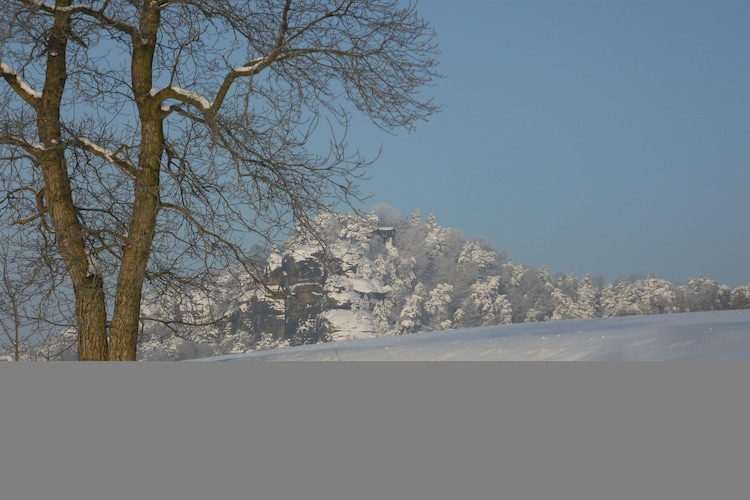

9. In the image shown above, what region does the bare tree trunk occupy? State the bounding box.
[108,8,163,361]
[108,161,161,360]
[37,2,108,360]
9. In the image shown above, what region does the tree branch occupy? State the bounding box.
[0,62,42,107]
[0,134,45,156]
[20,0,139,38]
[71,136,138,178]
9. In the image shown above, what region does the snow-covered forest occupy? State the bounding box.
[4,207,750,360]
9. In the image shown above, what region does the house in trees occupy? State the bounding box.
[368,227,396,249]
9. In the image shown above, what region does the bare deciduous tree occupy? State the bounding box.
[0,218,74,360]
[0,232,26,361]
[0,0,440,360]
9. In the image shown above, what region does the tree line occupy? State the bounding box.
[5,207,748,360]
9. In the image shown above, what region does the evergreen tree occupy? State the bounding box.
[577,273,600,318]
[424,283,455,331]
[454,276,512,328]
[398,283,426,334]
[731,286,750,310]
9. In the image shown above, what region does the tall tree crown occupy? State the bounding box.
[0,0,440,359]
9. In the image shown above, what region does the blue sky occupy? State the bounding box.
[345,0,750,287]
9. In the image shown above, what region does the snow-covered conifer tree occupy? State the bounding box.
[410,208,422,225]
[457,239,498,271]
[640,275,676,315]
[731,285,750,310]
[577,273,600,318]
[398,283,426,334]
[454,276,512,328]
[424,283,455,331]
[676,277,730,312]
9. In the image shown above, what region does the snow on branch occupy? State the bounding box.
[233,57,268,76]
[21,0,56,10]
[169,87,212,111]
[152,86,213,114]
[1,62,42,105]
[22,1,138,37]
[161,51,277,116]
[23,1,105,15]
[74,137,137,177]
[210,55,275,112]
[0,135,45,154]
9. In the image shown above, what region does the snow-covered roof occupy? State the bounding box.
[351,278,383,296]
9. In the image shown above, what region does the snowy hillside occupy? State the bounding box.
[7,208,750,361]
[200,309,750,361]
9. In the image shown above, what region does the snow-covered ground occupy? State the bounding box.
[199,309,750,361]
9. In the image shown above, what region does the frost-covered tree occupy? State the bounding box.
[576,273,600,318]
[409,208,422,225]
[600,279,634,317]
[457,239,498,272]
[424,283,454,331]
[676,277,731,312]
[599,275,675,317]
[423,215,445,261]
[731,285,750,310]
[640,275,676,315]
[514,267,557,323]
[550,292,576,321]
[600,281,637,317]
[454,276,512,328]
[397,282,425,334]
[370,245,417,335]
[549,272,575,320]
[371,300,391,336]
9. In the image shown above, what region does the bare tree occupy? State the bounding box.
[0,232,26,361]
[0,1,439,360]
[0,218,74,360]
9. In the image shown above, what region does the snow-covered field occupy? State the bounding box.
[200,309,750,361]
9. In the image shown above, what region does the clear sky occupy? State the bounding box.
[345,0,750,287]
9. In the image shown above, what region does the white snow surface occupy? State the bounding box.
[351,278,383,295]
[322,309,378,342]
[200,310,750,361]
